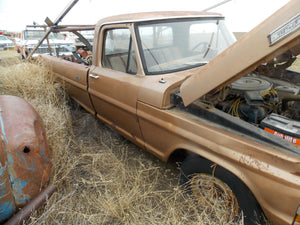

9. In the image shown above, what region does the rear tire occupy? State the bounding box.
[180,154,264,225]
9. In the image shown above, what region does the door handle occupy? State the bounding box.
[89,74,99,79]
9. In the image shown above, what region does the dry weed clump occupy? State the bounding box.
[0,52,243,225]
[0,49,21,66]
[0,56,75,184]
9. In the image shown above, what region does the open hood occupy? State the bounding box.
[180,0,300,106]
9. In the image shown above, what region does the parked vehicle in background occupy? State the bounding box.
[41,1,300,224]
[0,35,14,50]
[16,29,75,59]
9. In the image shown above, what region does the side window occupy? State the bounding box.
[102,28,137,74]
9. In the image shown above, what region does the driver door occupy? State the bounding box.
[88,26,145,148]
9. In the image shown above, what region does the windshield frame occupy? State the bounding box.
[134,17,235,75]
[23,30,65,41]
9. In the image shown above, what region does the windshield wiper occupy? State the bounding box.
[203,32,215,58]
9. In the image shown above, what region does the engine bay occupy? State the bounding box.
[199,55,300,145]
[209,75,300,123]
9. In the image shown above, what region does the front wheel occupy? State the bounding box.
[180,155,264,225]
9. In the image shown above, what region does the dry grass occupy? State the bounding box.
[0,49,21,66]
[0,50,251,224]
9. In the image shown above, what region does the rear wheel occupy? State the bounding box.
[180,155,264,225]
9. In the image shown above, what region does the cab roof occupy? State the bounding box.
[96,11,223,27]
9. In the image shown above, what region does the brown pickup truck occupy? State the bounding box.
[41,1,300,224]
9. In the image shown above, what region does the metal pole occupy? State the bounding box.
[26,0,79,60]
[53,0,79,25]
[4,185,57,225]
[72,30,93,51]
[202,0,232,12]
[26,29,53,60]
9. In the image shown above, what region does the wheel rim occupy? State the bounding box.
[190,173,239,220]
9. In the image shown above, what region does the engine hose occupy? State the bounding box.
[282,94,300,111]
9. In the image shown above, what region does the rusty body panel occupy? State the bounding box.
[0,95,51,222]
[41,2,300,224]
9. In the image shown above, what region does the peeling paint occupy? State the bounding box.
[26,162,36,172]
[0,201,15,221]
[0,165,16,222]
[239,155,269,172]
[12,179,29,205]
[7,155,13,164]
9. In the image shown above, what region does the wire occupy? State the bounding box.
[227,98,244,118]
[261,89,278,106]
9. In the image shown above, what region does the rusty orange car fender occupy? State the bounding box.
[0,95,51,222]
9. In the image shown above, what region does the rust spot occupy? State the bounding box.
[291,172,300,176]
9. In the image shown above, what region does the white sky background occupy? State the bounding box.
[0,0,291,32]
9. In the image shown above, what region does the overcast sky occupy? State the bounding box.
[0,0,290,32]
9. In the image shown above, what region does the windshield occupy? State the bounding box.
[24,30,65,40]
[0,35,9,41]
[136,18,236,74]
